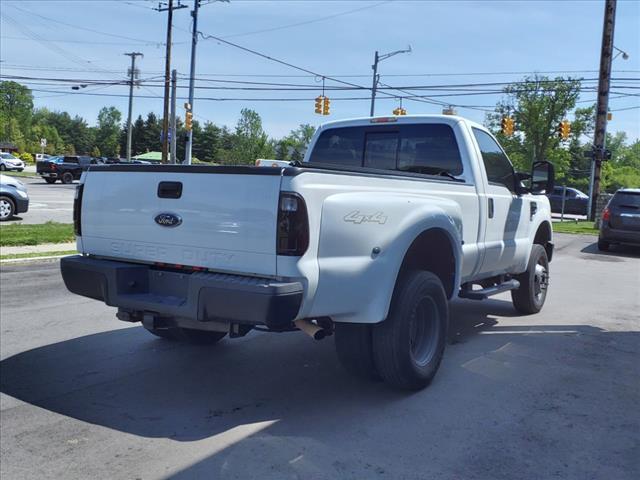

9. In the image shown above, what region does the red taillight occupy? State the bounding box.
[277,192,309,256]
[51,163,57,171]
[602,207,610,222]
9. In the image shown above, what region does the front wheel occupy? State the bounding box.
[372,271,448,391]
[0,164,6,171]
[597,239,610,251]
[0,196,16,221]
[511,244,549,315]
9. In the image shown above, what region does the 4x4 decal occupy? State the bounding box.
[344,210,388,225]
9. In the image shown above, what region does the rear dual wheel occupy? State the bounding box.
[335,271,448,391]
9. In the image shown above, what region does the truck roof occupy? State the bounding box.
[316,114,487,132]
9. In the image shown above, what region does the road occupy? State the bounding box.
[1,176,75,225]
[1,234,638,480]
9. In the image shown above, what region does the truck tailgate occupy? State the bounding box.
[80,167,282,276]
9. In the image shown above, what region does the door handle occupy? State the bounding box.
[488,198,494,219]
[157,181,182,199]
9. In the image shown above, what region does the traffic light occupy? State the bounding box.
[501,116,514,136]
[322,96,330,115]
[315,96,324,114]
[392,107,407,116]
[557,120,571,140]
[185,111,193,131]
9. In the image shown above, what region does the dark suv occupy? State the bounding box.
[598,188,640,251]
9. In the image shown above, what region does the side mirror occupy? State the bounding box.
[529,161,555,195]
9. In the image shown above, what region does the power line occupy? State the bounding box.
[219,1,391,39]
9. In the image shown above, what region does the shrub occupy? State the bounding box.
[19,152,34,164]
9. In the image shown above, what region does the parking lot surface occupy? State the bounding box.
[1,176,75,225]
[0,233,638,479]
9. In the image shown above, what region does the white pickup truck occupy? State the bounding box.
[61,115,555,390]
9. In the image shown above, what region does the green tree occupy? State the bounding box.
[275,123,316,161]
[487,75,582,174]
[94,106,122,157]
[223,109,274,165]
[0,81,33,143]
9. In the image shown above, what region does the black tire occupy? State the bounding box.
[17,168,23,172]
[597,239,610,251]
[61,172,74,184]
[511,244,549,315]
[0,164,5,171]
[372,271,448,391]
[335,323,379,381]
[44,178,57,184]
[0,195,16,221]
[144,326,226,345]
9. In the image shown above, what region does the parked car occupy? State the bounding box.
[61,114,555,391]
[0,152,25,172]
[547,186,589,216]
[0,174,29,221]
[37,155,102,184]
[598,188,640,250]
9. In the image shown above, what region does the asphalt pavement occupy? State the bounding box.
[1,234,638,480]
[1,176,75,225]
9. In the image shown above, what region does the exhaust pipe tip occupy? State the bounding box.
[295,319,328,341]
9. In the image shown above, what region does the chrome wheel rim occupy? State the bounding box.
[0,199,11,219]
[534,262,549,302]
[409,297,440,366]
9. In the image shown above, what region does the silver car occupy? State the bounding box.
[0,152,25,172]
[0,174,30,221]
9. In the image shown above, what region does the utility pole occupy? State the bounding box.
[170,69,178,164]
[370,51,379,117]
[369,46,411,117]
[156,0,187,164]
[184,0,200,165]
[589,0,617,221]
[124,52,143,162]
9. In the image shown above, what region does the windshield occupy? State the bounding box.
[1,153,19,160]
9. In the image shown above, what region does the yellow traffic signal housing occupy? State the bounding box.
[185,111,193,131]
[322,96,330,115]
[315,96,324,114]
[392,107,407,116]
[501,117,508,135]
[558,120,571,139]
[501,116,514,136]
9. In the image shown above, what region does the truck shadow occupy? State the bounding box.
[1,306,637,447]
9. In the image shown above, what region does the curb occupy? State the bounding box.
[0,253,75,265]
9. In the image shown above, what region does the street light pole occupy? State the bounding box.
[369,51,379,117]
[124,52,143,162]
[369,46,411,117]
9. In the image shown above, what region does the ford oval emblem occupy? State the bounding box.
[154,213,182,227]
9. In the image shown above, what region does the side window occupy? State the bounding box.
[472,128,516,192]
[364,132,398,169]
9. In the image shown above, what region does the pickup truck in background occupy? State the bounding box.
[37,155,102,184]
[61,115,555,390]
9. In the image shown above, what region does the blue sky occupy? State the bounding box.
[1,0,639,141]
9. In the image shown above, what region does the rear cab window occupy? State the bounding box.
[308,123,465,179]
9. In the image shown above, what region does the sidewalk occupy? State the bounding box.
[1,242,76,256]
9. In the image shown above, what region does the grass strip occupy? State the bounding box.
[1,171,38,178]
[0,222,75,246]
[0,250,77,260]
[553,220,598,236]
